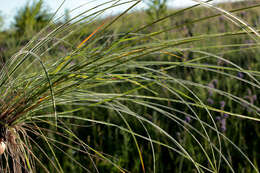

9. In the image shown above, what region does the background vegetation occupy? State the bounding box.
[0,0,259,172]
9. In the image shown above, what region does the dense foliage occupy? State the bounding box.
[0,0,259,172]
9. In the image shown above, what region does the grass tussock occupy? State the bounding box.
[0,0,259,172]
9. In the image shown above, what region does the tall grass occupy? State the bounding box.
[0,0,259,172]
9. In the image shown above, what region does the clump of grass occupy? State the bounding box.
[0,0,259,172]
